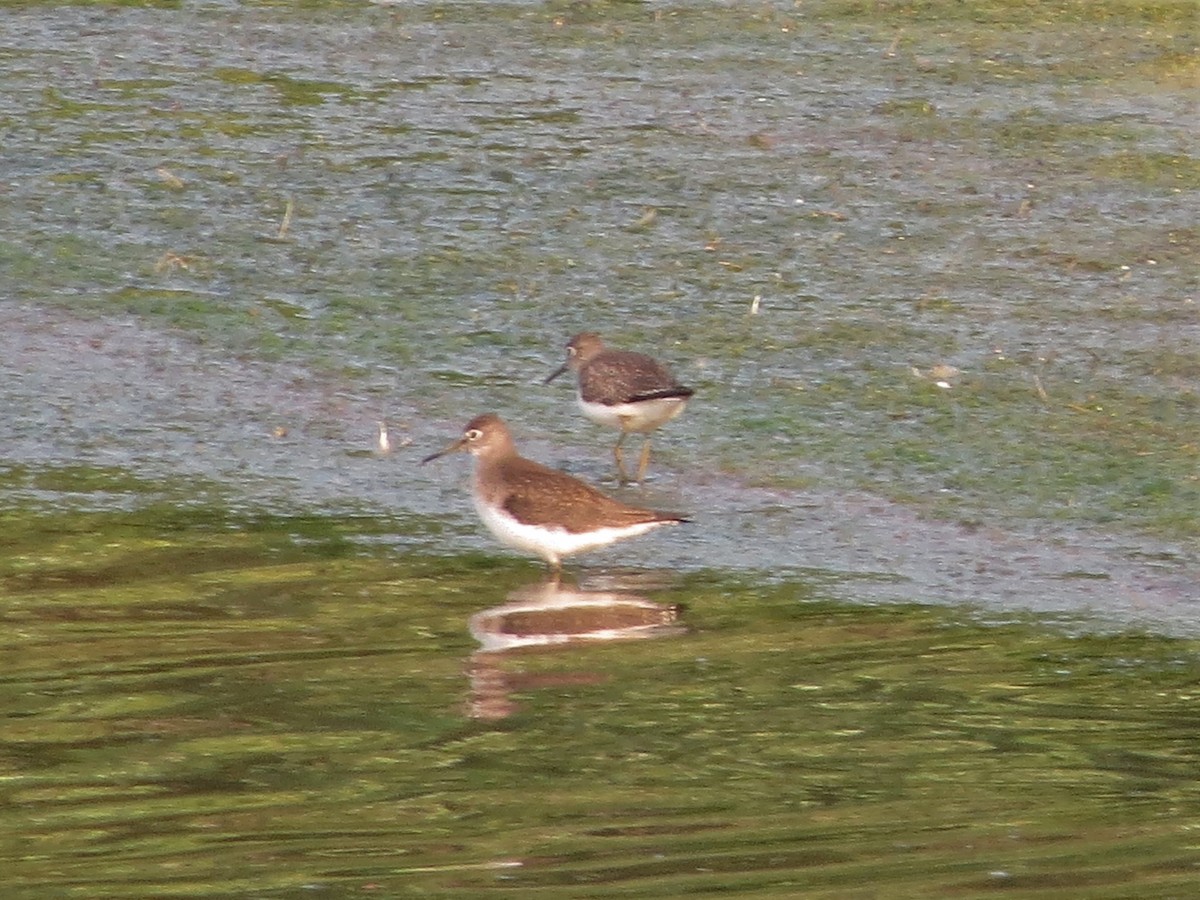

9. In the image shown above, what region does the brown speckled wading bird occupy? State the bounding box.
[545,332,694,482]
[422,414,687,574]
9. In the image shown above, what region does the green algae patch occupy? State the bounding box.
[3,492,1200,896]
[1092,151,1200,190]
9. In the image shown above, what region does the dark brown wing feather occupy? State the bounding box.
[579,350,690,406]
[495,457,682,533]
[628,386,695,403]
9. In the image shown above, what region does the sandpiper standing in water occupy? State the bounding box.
[422,413,687,575]
[545,332,694,483]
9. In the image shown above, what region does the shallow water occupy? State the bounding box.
[5,519,1200,897]
[3,0,1199,896]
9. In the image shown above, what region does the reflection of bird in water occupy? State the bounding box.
[466,576,686,720]
[469,577,685,652]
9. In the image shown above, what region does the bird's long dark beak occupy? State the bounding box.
[544,361,570,385]
[421,435,467,464]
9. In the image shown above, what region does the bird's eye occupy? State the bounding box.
[567,346,578,357]
[466,429,482,441]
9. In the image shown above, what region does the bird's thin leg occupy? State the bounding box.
[636,437,652,483]
[613,431,630,482]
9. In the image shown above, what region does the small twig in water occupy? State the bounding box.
[277,199,294,239]
[1033,374,1049,404]
[156,167,185,189]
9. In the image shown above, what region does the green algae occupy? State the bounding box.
[3,483,1200,897]
[4,3,1198,894]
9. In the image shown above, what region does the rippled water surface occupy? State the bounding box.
[3,0,1199,896]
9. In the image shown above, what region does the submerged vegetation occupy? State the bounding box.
[1,0,1198,893]
[3,492,1200,896]
[17,0,1195,537]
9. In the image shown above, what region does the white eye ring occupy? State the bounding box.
[466,429,483,441]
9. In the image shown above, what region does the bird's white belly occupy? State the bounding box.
[577,395,688,433]
[474,496,663,563]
